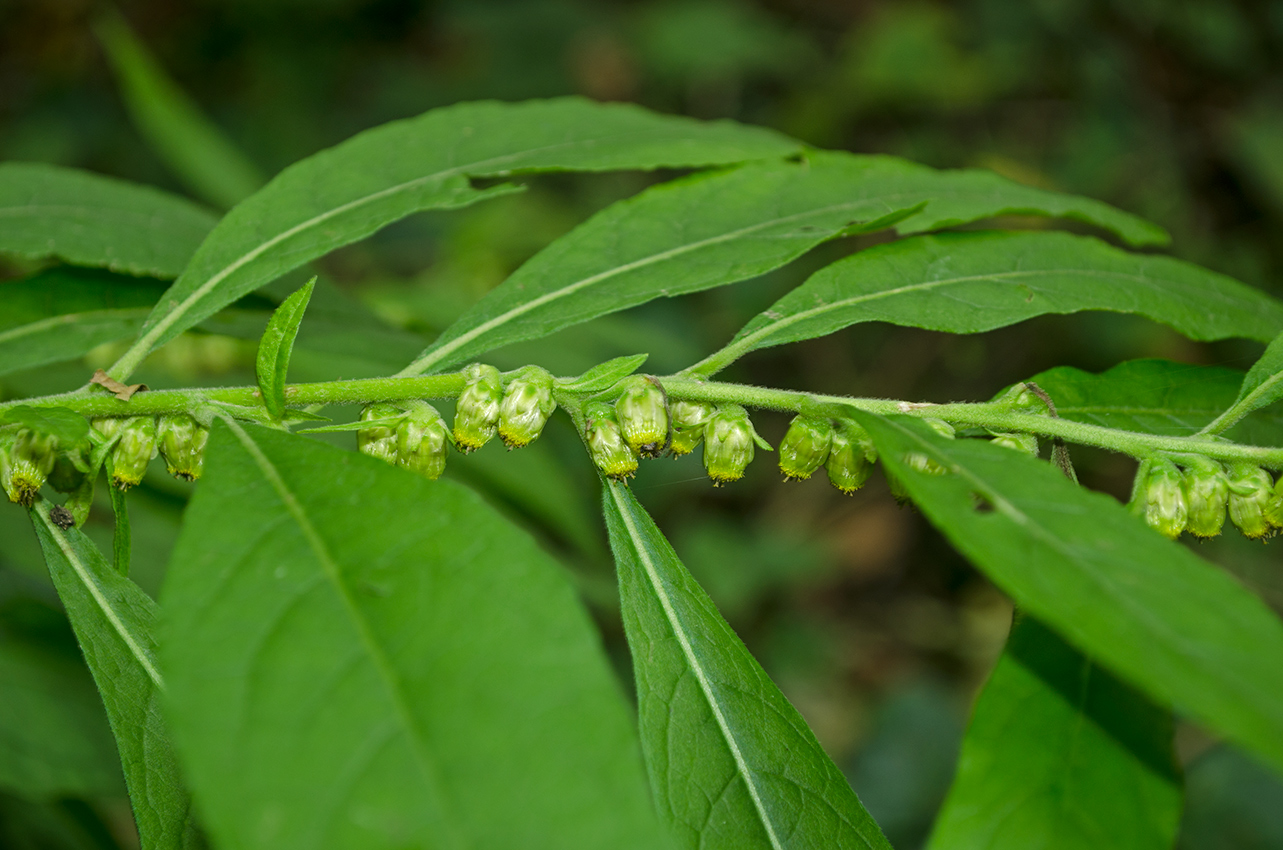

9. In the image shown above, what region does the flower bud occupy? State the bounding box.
[614,376,669,458]
[1266,475,1283,529]
[157,414,209,481]
[826,420,875,494]
[1134,458,1186,540]
[779,415,833,481]
[498,366,556,448]
[396,403,449,480]
[1226,463,1276,540]
[703,404,756,486]
[1,428,57,505]
[453,363,504,452]
[91,417,125,447]
[990,432,1039,457]
[357,403,403,465]
[1181,457,1228,539]
[110,416,158,489]
[585,402,638,481]
[669,400,714,456]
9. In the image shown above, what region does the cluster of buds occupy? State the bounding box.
[93,415,210,489]
[1131,456,1283,540]
[0,413,211,510]
[586,376,674,479]
[356,402,451,480]
[776,415,877,495]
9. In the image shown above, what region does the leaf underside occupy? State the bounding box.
[850,412,1283,775]
[604,480,891,850]
[160,421,667,850]
[928,617,1181,850]
[0,162,217,278]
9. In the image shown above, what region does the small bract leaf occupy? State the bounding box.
[558,354,649,393]
[255,276,315,420]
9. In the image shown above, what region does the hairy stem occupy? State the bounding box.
[5,370,1281,468]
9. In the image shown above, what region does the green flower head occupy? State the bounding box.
[453,363,504,452]
[1181,457,1228,539]
[703,404,757,486]
[669,400,714,457]
[110,416,158,490]
[1226,462,1276,540]
[825,420,875,495]
[778,415,833,482]
[396,403,449,480]
[585,402,638,481]
[357,403,404,465]
[158,414,210,481]
[498,366,556,448]
[614,376,669,458]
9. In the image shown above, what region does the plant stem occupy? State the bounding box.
[657,377,1283,469]
[5,370,1281,468]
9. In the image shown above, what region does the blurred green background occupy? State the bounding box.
[3,0,1283,847]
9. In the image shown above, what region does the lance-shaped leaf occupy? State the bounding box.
[1024,359,1283,446]
[160,421,667,850]
[848,411,1283,774]
[603,480,891,850]
[106,98,800,380]
[97,14,266,210]
[255,277,315,419]
[693,230,1283,375]
[0,267,168,377]
[404,152,1164,375]
[29,502,201,849]
[0,162,217,278]
[928,617,1181,850]
[1200,330,1283,436]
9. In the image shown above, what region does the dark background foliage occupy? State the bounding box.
[3,1,1283,847]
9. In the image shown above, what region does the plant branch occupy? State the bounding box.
[5,369,1281,468]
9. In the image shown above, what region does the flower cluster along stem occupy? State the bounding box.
[3,368,1280,469]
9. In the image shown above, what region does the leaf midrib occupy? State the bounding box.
[733,266,1239,353]
[32,504,164,690]
[219,417,469,850]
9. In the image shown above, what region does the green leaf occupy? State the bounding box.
[1201,330,1283,436]
[0,633,123,799]
[1024,359,1283,446]
[108,98,800,380]
[928,617,1181,850]
[558,354,649,393]
[0,406,90,448]
[255,277,314,420]
[602,480,891,850]
[160,420,667,850]
[0,162,217,278]
[849,411,1283,774]
[0,266,168,377]
[96,14,266,210]
[694,230,1283,375]
[107,471,131,577]
[404,152,1166,375]
[29,502,200,849]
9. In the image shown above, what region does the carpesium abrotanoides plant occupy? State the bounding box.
[3,32,1283,850]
